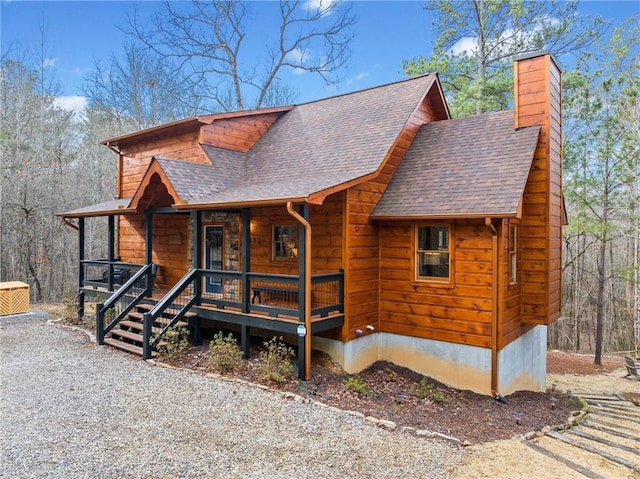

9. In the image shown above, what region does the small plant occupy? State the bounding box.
[155,326,190,360]
[415,377,448,404]
[62,289,79,323]
[206,332,244,373]
[430,390,448,404]
[415,377,433,398]
[343,375,375,397]
[257,336,295,383]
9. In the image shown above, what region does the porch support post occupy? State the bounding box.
[145,212,153,265]
[240,208,252,359]
[240,324,251,359]
[241,208,251,314]
[144,212,153,297]
[193,211,202,299]
[77,217,85,320]
[107,215,115,291]
[189,211,203,346]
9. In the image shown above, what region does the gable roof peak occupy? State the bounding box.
[293,73,437,107]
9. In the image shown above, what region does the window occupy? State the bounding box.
[509,224,518,284]
[416,225,450,281]
[273,225,298,259]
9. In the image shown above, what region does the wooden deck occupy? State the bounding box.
[81,285,344,336]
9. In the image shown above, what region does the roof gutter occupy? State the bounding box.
[286,202,312,381]
[485,217,500,397]
[103,141,121,155]
[60,217,79,231]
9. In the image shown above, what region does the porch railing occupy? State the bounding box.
[140,268,344,359]
[81,259,146,292]
[96,263,155,345]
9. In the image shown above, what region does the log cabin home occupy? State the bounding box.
[59,52,563,396]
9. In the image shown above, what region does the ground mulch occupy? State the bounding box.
[43,302,629,445]
[166,341,590,445]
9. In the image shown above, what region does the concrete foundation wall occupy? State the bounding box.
[313,326,547,396]
[497,326,547,393]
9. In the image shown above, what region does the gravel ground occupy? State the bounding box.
[0,314,460,478]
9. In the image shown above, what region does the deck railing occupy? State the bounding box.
[140,268,344,358]
[199,270,344,318]
[81,259,146,292]
[96,263,155,345]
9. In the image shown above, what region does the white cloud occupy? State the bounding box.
[286,48,312,74]
[346,72,369,85]
[43,57,57,69]
[304,0,336,16]
[450,16,562,57]
[287,47,311,64]
[53,95,88,119]
[450,37,478,56]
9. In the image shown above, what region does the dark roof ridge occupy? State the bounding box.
[293,73,436,107]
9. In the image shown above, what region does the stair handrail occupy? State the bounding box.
[96,263,154,345]
[142,268,201,359]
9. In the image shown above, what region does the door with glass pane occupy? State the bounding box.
[204,225,223,294]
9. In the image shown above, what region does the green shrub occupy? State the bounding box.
[155,326,190,360]
[343,375,375,397]
[62,289,78,323]
[206,332,244,373]
[415,377,448,404]
[257,336,295,383]
[415,377,433,398]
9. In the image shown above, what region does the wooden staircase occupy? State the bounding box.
[103,303,195,357]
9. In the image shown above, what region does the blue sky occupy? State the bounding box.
[1,0,638,113]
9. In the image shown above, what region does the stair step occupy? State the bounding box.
[127,312,189,329]
[103,337,148,356]
[109,328,144,343]
[136,303,197,318]
[119,320,163,334]
[109,327,168,347]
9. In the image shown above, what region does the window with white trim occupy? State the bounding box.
[416,225,450,281]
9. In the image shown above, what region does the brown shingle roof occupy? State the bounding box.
[371,111,540,219]
[156,152,243,203]
[186,75,437,206]
[58,198,134,218]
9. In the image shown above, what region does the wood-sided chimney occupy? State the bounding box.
[514,52,563,325]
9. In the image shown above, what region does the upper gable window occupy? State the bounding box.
[416,224,451,282]
[273,225,298,259]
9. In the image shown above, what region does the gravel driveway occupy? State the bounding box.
[0,314,460,478]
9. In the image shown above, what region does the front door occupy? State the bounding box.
[204,225,223,294]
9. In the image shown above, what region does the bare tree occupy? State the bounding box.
[84,42,204,130]
[127,0,356,111]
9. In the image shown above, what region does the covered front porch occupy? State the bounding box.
[64,203,345,380]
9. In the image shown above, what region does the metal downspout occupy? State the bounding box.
[287,202,312,381]
[485,217,499,396]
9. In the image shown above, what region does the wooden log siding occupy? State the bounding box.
[500,219,536,348]
[117,213,190,290]
[248,194,344,276]
[118,129,209,197]
[343,89,445,342]
[199,113,281,153]
[379,219,494,348]
[515,54,563,326]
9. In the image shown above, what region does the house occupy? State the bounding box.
[59,52,563,396]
